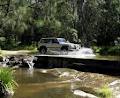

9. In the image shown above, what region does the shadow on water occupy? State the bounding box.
[35,59,120,77]
[68,64,120,77]
[34,49,120,77]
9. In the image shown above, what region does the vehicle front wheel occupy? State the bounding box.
[39,47,47,54]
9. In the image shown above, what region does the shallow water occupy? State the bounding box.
[7,68,120,98]
[40,48,120,60]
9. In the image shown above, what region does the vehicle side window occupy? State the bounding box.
[52,39,59,44]
[40,39,44,43]
[40,39,52,43]
[47,39,52,44]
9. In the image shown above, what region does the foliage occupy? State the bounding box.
[0,68,17,92]
[0,0,119,49]
[13,44,37,50]
[107,45,120,55]
[93,45,120,56]
[97,85,112,98]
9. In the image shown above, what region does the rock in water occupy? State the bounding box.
[0,56,4,62]
[73,90,98,98]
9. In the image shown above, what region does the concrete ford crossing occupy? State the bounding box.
[37,38,81,54]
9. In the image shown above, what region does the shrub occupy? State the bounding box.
[99,47,109,55]
[92,45,120,56]
[108,45,120,56]
[0,68,17,96]
[92,46,101,53]
[14,44,37,50]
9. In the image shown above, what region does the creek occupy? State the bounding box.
[1,48,120,98]
[8,68,120,98]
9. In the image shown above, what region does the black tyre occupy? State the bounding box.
[39,47,47,54]
[61,46,68,55]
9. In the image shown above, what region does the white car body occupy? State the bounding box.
[38,38,80,53]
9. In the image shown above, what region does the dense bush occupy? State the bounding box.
[93,45,120,56]
[107,45,120,55]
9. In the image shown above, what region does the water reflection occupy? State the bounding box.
[27,68,34,77]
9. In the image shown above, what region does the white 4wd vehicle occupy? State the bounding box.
[37,38,80,54]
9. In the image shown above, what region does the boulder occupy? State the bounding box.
[73,90,98,98]
[0,56,4,62]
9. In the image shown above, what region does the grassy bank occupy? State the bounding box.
[0,68,17,96]
[0,50,38,56]
[0,45,38,56]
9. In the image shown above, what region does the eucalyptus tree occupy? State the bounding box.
[75,0,120,46]
[96,0,120,46]
[32,0,79,42]
[0,0,119,48]
[0,0,33,47]
[74,0,100,46]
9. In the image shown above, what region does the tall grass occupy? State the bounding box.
[97,85,112,98]
[0,68,17,93]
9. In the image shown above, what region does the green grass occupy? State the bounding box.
[0,68,18,92]
[97,85,112,98]
[13,44,37,50]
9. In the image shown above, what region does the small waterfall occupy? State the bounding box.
[26,60,34,69]
[25,56,35,77]
[25,56,35,69]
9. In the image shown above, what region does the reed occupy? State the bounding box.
[0,68,17,96]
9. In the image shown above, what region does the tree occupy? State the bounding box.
[96,0,120,46]
[0,0,120,49]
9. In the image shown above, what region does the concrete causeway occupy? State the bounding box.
[34,55,120,75]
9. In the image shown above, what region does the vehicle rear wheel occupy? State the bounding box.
[39,47,47,54]
[61,47,68,55]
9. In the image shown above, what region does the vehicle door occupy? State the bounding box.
[45,39,53,50]
[50,39,61,51]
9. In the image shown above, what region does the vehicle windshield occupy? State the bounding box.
[57,38,66,43]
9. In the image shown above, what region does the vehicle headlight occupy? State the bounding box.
[69,45,74,48]
[75,44,80,49]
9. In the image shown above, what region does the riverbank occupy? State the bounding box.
[0,68,17,97]
[0,49,38,56]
